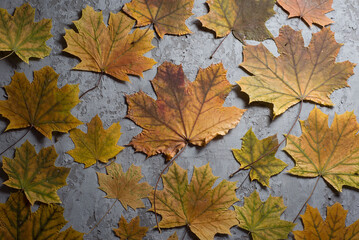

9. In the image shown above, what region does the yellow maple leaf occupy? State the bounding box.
[285,107,359,191]
[123,0,194,38]
[63,6,156,82]
[113,216,148,240]
[238,26,355,117]
[0,3,52,63]
[0,66,82,139]
[150,162,238,240]
[126,62,245,160]
[97,163,152,210]
[67,115,124,168]
[294,203,359,240]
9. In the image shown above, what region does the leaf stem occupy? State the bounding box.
[79,72,104,99]
[0,127,31,156]
[181,229,187,240]
[0,51,14,61]
[230,100,304,178]
[236,171,250,190]
[86,199,116,235]
[154,144,188,233]
[210,35,228,59]
[293,177,320,223]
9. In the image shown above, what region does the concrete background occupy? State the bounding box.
[0,0,358,239]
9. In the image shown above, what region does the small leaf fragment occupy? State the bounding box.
[167,232,178,240]
[113,216,148,240]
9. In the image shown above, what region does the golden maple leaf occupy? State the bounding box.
[168,232,178,240]
[67,115,124,168]
[232,128,287,187]
[2,141,70,205]
[0,192,84,240]
[238,26,355,117]
[97,163,152,210]
[123,0,194,38]
[294,203,359,240]
[198,0,275,42]
[63,6,156,82]
[0,3,52,63]
[0,66,82,139]
[113,216,148,240]
[126,62,245,160]
[285,107,359,191]
[150,162,238,240]
[234,191,295,240]
[277,0,334,27]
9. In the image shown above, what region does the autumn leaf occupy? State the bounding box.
[294,203,359,240]
[232,128,287,187]
[0,66,82,139]
[284,106,359,191]
[0,192,84,240]
[237,26,355,117]
[126,62,245,160]
[113,216,148,240]
[234,191,295,240]
[168,232,178,240]
[198,0,275,42]
[67,115,124,168]
[123,0,194,38]
[150,162,238,240]
[2,141,70,205]
[0,3,52,63]
[277,0,334,27]
[63,6,156,82]
[97,163,152,210]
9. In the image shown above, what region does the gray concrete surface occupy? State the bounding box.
[0,0,358,239]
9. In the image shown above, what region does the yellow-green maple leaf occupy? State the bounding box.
[67,115,124,168]
[113,216,148,240]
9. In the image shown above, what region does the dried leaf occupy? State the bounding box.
[285,106,359,191]
[232,128,287,187]
[64,6,156,82]
[0,192,84,240]
[167,232,178,240]
[113,216,148,240]
[2,141,70,205]
[238,26,355,117]
[123,0,194,38]
[277,0,334,27]
[234,191,295,240]
[67,115,124,168]
[0,66,82,139]
[294,203,359,240]
[97,163,152,210]
[198,0,275,42]
[150,162,238,240]
[0,3,52,63]
[126,62,245,160]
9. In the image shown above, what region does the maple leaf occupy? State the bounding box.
[234,190,295,240]
[168,232,178,240]
[2,141,70,205]
[67,115,124,168]
[0,3,52,63]
[284,106,359,191]
[126,62,245,160]
[0,66,82,139]
[63,6,156,82]
[238,26,355,117]
[113,216,148,240]
[0,192,84,240]
[232,128,287,187]
[123,0,194,38]
[277,0,334,27]
[198,0,275,42]
[294,203,359,240]
[150,162,238,240]
[97,163,152,210]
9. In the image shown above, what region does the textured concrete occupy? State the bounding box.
[0,0,358,239]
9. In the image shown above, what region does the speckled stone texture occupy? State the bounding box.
[0,0,358,239]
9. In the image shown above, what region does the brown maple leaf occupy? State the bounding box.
[123,0,194,38]
[126,62,245,160]
[277,0,334,27]
[238,26,355,117]
[113,216,148,240]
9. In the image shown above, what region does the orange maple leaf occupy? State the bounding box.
[277,0,334,27]
[64,6,156,81]
[123,0,194,38]
[126,62,245,160]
